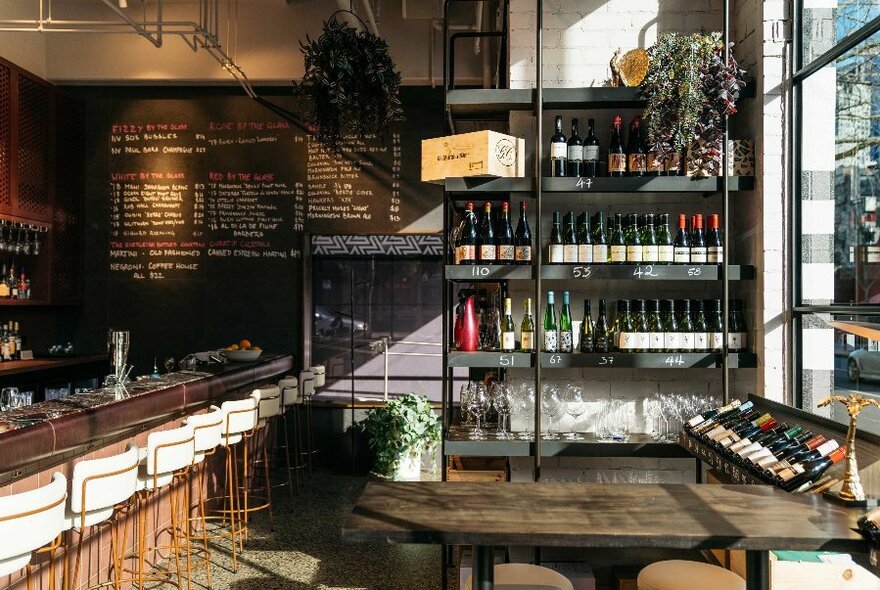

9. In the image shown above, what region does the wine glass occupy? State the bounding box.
[516,382,535,441]
[563,384,587,441]
[540,383,563,441]
[164,356,176,374]
[459,383,474,429]
[491,381,513,440]
[465,382,489,440]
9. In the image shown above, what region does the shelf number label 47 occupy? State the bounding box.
[576,177,593,190]
[572,266,592,279]
[665,355,685,366]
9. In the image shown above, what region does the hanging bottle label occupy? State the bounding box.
[577,245,593,264]
[515,245,532,263]
[626,245,643,263]
[664,332,681,351]
[690,247,708,264]
[711,332,724,351]
[567,145,583,162]
[497,245,515,262]
[679,332,694,350]
[563,245,579,263]
[544,330,558,352]
[610,245,627,263]
[456,245,475,264]
[521,331,534,351]
[658,245,674,263]
[551,142,567,159]
[609,153,626,173]
[642,245,659,262]
[628,154,646,173]
[729,332,747,351]
[649,332,664,350]
[479,245,496,261]
[868,246,880,264]
[549,244,565,263]
[502,331,516,351]
[708,246,724,264]
[593,244,608,263]
[635,332,650,350]
[694,332,709,351]
[560,330,573,353]
[618,332,635,350]
[673,247,690,264]
[583,145,600,162]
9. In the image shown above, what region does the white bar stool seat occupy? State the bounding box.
[253,386,282,429]
[66,443,139,530]
[187,406,224,464]
[279,376,299,407]
[220,398,258,447]
[136,424,195,491]
[0,471,67,579]
[637,560,745,590]
[308,365,325,388]
[464,563,574,590]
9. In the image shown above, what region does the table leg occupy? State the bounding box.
[472,544,494,590]
[745,550,770,590]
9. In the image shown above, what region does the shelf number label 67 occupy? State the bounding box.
[665,355,685,366]
[547,354,563,365]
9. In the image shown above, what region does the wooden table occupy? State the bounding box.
[342,481,869,590]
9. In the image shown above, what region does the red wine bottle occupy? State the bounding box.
[514,200,532,265]
[583,118,600,178]
[608,115,626,177]
[778,447,846,492]
[690,214,708,264]
[673,214,690,264]
[496,201,514,264]
[626,115,646,177]
[477,202,496,263]
[707,213,723,264]
[456,202,477,265]
[550,115,567,177]
[567,118,583,177]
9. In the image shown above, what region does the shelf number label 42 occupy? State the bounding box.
[632,265,659,278]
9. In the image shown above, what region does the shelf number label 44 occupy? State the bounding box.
[665,355,685,366]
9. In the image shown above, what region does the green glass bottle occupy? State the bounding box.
[543,291,558,352]
[677,299,695,352]
[559,291,573,353]
[631,299,649,352]
[563,211,578,263]
[549,211,564,264]
[521,298,535,352]
[592,211,608,264]
[642,213,659,263]
[580,299,594,353]
[616,299,633,351]
[657,213,674,264]
[610,214,626,264]
[626,213,642,263]
[594,298,610,353]
[577,212,593,264]
[501,297,516,352]
[646,299,663,351]
[692,299,709,352]
[661,299,679,352]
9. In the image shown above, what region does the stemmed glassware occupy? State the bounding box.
[515,382,535,441]
[164,356,176,374]
[464,382,489,440]
[540,383,563,441]
[563,384,587,440]
[491,381,514,440]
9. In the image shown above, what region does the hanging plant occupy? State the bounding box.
[293,13,405,152]
[640,33,746,175]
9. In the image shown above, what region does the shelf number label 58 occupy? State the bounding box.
[687,267,702,277]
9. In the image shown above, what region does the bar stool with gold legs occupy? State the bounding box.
[637,561,745,590]
[277,376,302,492]
[240,387,283,533]
[298,370,317,474]
[0,472,67,590]
[181,407,224,588]
[64,443,140,590]
[129,424,195,590]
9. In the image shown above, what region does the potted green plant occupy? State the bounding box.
[359,393,441,480]
[293,13,405,152]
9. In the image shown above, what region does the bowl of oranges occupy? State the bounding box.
[222,339,263,362]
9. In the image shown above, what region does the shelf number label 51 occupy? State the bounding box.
[499,354,515,366]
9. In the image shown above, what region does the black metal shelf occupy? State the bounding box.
[446,351,756,368]
[445,88,532,119]
[447,351,533,368]
[540,264,754,281]
[445,264,533,281]
[445,176,754,195]
[445,432,692,458]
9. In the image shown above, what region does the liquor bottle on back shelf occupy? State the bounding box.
[690,214,708,264]
[477,202,496,263]
[501,297,516,352]
[514,200,532,265]
[608,115,626,177]
[707,213,723,264]
[577,212,592,264]
[520,298,535,352]
[594,299,611,353]
[567,118,583,177]
[580,299,594,353]
[550,115,567,177]
[0,265,9,298]
[593,212,608,264]
[559,291,573,353]
[548,211,565,264]
[456,202,477,265]
[626,214,642,263]
[543,291,559,352]
[642,213,659,263]
[7,262,16,300]
[626,116,647,177]
[496,202,515,264]
[563,212,578,263]
[610,214,627,264]
[657,213,674,264]
[583,119,600,178]
[673,214,691,264]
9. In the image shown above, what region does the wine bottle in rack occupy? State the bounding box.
[550,115,567,177]
[626,213,643,263]
[677,299,694,352]
[563,212,579,264]
[608,115,626,177]
[647,299,663,351]
[521,298,535,352]
[560,291,573,353]
[661,299,680,352]
[657,213,674,264]
[665,150,682,176]
[583,118,600,178]
[580,299,594,353]
[685,399,742,430]
[729,299,747,351]
[673,214,691,264]
[642,213,659,263]
[779,447,846,492]
[567,118,583,177]
[632,299,649,352]
[478,202,496,263]
[708,213,723,264]
[616,299,634,351]
[610,214,627,264]
[514,200,532,265]
[593,212,608,264]
[594,299,611,353]
[548,211,564,264]
[543,291,559,352]
[456,202,477,265]
[627,116,647,177]
[501,297,516,352]
[690,214,708,264]
[496,201,515,264]
[708,299,724,352]
[692,299,709,352]
[647,143,664,175]
[577,212,593,264]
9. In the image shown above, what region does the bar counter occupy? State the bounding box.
[0,353,294,484]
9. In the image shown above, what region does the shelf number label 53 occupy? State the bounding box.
[572,266,592,279]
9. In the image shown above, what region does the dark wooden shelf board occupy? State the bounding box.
[539,352,757,369]
[540,264,755,281]
[445,176,755,195]
[447,351,533,368]
[0,355,108,378]
[445,264,533,281]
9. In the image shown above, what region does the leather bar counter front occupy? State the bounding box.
[0,353,294,485]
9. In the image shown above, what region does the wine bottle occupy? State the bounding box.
[610,214,627,264]
[665,151,682,176]
[501,297,516,352]
[779,447,846,492]
[478,202,496,263]
[580,299,594,353]
[567,118,583,177]
[685,399,744,430]
[766,439,840,477]
[592,211,608,263]
[632,299,649,352]
[657,213,674,263]
[647,143,664,175]
[677,299,694,352]
[690,214,708,264]
[729,299,747,352]
[642,213,659,263]
[559,291,573,353]
[514,200,533,265]
[673,214,691,264]
[563,211,578,263]
[707,299,724,352]
[707,213,723,264]
[550,115,567,177]
[543,291,559,352]
[626,213,643,263]
[548,211,564,264]
[626,115,647,177]
[521,298,535,352]
[608,115,626,177]
[697,407,764,441]
[692,299,709,352]
[583,118,600,178]
[594,299,611,353]
[646,299,664,351]
[661,299,679,353]
[616,299,634,351]
[496,201,515,264]
[577,212,593,264]
[456,202,478,265]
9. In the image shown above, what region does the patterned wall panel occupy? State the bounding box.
[16,76,51,221]
[0,63,10,210]
[52,93,83,303]
[311,234,443,257]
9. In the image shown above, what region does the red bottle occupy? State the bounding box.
[458,295,480,352]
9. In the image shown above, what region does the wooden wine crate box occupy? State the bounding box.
[421,130,525,183]
[446,456,508,482]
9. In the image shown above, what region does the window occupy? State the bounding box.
[795,5,880,431]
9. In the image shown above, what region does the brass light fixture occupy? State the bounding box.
[818,393,880,507]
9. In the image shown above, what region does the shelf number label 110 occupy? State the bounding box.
[664,355,685,366]
[472,266,491,277]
